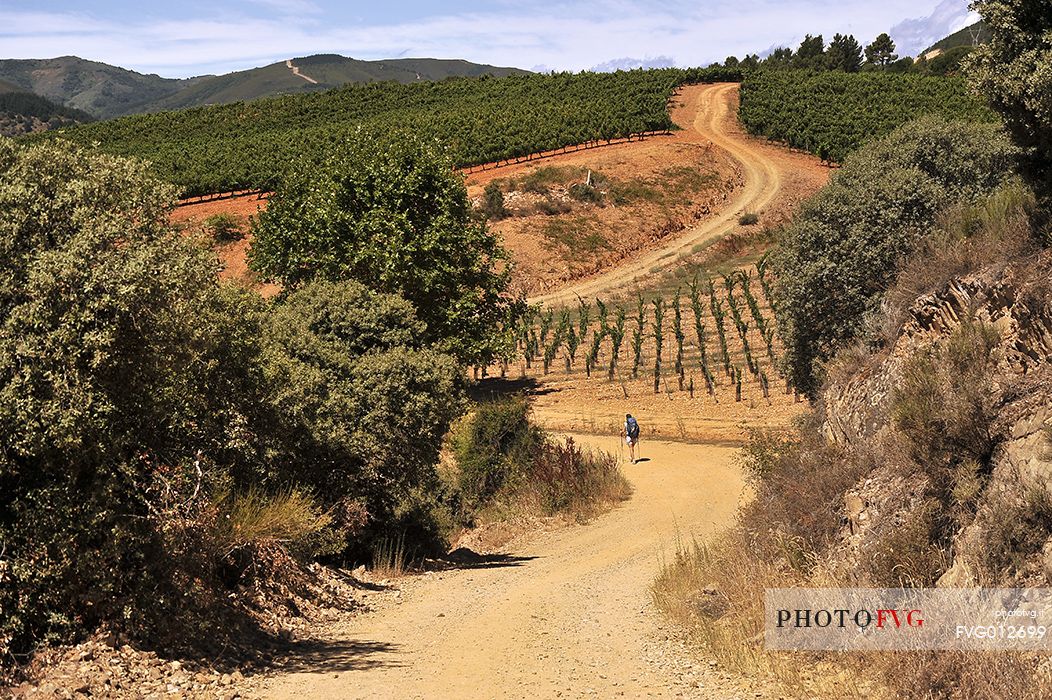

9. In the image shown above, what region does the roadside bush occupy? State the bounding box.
[453,395,543,510]
[0,140,473,665]
[452,396,629,520]
[737,212,759,225]
[0,174,269,656]
[262,279,465,539]
[972,482,1052,581]
[772,117,1019,395]
[892,320,1003,486]
[738,419,871,570]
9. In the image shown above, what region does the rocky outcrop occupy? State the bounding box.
[819,249,1052,585]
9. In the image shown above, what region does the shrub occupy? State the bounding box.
[452,396,543,510]
[0,141,273,656]
[738,420,872,570]
[481,181,508,220]
[772,118,1019,395]
[568,182,603,203]
[452,396,628,520]
[262,279,465,531]
[892,320,1002,477]
[967,0,1052,207]
[203,212,243,242]
[737,212,759,225]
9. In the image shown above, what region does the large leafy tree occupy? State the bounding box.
[967,0,1052,206]
[0,138,273,654]
[865,33,899,67]
[249,132,520,366]
[827,33,864,72]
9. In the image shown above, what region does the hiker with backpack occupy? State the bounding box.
[622,413,641,464]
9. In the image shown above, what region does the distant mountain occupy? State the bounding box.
[149,55,529,112]
[0,56,198,120]
[0,83,94,137]
[0,55,530,120]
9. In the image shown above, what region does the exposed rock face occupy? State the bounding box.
[818,250,1052,586]
[822,251,1052,445]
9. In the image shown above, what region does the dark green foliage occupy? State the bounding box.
[608,307,627,381]
[631,293,646,378]
[652,298,664,393]
[249,132,517,365]
[708,278,732,375]
[739,69,995,162]
[0,140,268,655]
[453,397,541,510]
[262,279,463,517]
[865,33,898,67]
[203,212,243,242]
[968,0,1052,205]
[672,291,685,388]
[827,34,864,72]
[0,139,474,661]
[772,118,1018,395]
[481,182,509,220]
[45,67,742,197]
[453,396,627,517]
[793,34,826,70]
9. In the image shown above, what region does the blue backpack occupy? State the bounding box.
[626,416,639,439]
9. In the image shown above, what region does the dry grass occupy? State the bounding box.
[370,534,410,578]
[216,486,331,557]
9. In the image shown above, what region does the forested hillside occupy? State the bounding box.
[0,90,93,136]
[45,68,739,196]
[738,69,995,161]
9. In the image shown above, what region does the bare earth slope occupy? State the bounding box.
[259,436,763,700]
[530,83,799,307]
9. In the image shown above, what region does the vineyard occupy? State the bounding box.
[41,67,740,197]
[738,69,996,161]
[499,262,794,414]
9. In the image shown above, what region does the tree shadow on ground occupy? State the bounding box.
[470,376,558,400]
[425,547,538,571]
[266,638,403,675]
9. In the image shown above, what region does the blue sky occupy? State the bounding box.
[1,0,979,78]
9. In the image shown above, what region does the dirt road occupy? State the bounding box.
[259,435,750,699]
[529,83,782,308]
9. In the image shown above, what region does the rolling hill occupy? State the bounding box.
[0,55,529,120]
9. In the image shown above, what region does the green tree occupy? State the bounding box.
[967,0,1052,205]
[0,140,274,655]
[481,181,509,220]
[793,34,826,69]
[827,33,864,72]
[249,132,519,365]
[865,33,898,68]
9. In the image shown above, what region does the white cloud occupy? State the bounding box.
[590,57,677,72]
[1,1,965,78]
